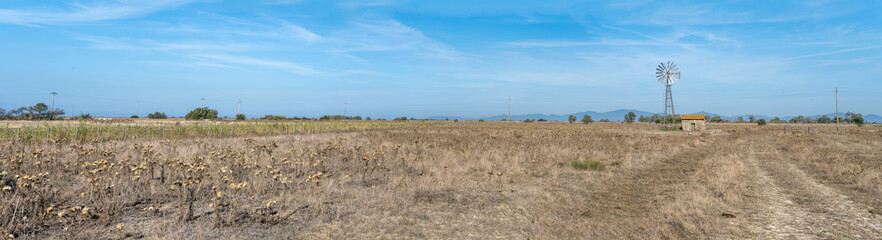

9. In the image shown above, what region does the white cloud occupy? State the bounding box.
[187,53,320,75]
[327,20,464,62]
[785,46,882,60]
[0,0,196,26]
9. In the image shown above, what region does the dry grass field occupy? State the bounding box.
[1,121,881,239]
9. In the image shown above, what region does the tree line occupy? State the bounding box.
[0,102,64,120]
[0,103,869,126]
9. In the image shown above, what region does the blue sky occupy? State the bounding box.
[1,0,880,118]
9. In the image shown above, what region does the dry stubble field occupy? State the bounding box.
[2,121,881,239]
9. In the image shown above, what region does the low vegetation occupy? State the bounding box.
[0,121,879,238]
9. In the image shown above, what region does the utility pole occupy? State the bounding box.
[238,99,242,115]
[343,102,347,119]
[50,92,58,120]
[136,101,140,116]
[836,87,839,133]
[507,97,511,121]
[201,98,206,107]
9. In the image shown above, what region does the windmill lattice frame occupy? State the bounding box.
[656,61,680,128]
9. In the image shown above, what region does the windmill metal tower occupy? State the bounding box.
[656,61,680,127]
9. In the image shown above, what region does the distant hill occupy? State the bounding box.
[427,110,882,123]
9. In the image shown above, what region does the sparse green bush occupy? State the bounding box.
[262,115,287,120]
[147,112,167,119]
[236,114,246,120]
[581,115,593,124]
[572,160,605,171]
[77,113,92,120]
[624,112,636,123]
[130,115,139,118]
[185,107,218,120]
[757,119,767,126]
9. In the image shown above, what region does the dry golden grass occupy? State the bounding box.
[1,121,880,239]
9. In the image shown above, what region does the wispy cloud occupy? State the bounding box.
[503,39,675,48]
[786,46,882,60]
[0,0,196,26]
[146,13,322,44]
[324,20,464,62]
[187,53,320,75]
[619,2,853,26]
[71,34,263,52]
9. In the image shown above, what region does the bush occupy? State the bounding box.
[572,160,605,171]
[478,119,484,122]
[394,116,408,121]
[262,115,287,120]
[75,113,92,120]
[757,119,767,126]
[147,112,167,119]
[185,107,218,120]
[581,115,593,124]
[236,114,246,120]
[130,115,139,118]
[453,119,458,122]
[624,112,636,123]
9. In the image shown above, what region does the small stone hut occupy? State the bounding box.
[681,114,706,132]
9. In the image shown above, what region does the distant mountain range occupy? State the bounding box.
[427,109,882,123]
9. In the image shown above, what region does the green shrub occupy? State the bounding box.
[262,115,286,120]
[757,119,767,126]
[572,160,605,171]
[581,115,593,124]
[236,114,246,120]
[130,115,139,118]
[185,107,218,120]
[147,112,167,119]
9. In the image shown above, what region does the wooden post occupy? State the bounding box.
[98,126,103,140]
[75,127,79,141]
[46,126,51,144]
[123,127,127,139]
[162,128,166,138]
[15,128,21,143]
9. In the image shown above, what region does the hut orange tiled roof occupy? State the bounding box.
[681,114,706,120]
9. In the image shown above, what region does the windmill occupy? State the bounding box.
[656,61,680,127]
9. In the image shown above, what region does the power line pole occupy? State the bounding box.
[343,102,347,119]
[135,101,139,116]
[201,98,206,107]
[50,92,58,120]
[238,99,242,115]
[835,87,839,133]
[507,97,511,121]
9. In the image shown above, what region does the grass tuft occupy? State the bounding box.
[572,160,606,171]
